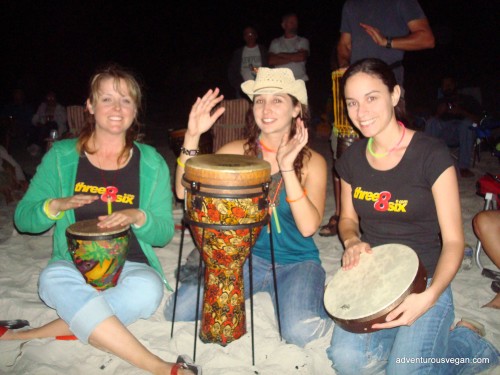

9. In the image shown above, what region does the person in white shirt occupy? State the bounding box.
[268,13,309,82]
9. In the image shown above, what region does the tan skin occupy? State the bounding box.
[339,72,463,330]
[473,210,500,309]
[1,78,194,375]
[176,88,326,237]
[337,18,435,68]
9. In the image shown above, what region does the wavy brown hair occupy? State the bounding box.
[243,95,311,182]
[76,64,143,163]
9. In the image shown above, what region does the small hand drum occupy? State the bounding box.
[66,219,130,291]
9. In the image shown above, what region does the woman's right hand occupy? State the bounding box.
[342,239,372,270]
[47,195,98,216]
[186,88,225,138]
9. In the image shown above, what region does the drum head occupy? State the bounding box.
[324,244,421,322]
[183,154,270,187]
[66,219,130,239]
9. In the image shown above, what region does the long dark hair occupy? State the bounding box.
[341,58,407,122]
[77,64,143,163]
[243,95,311,182]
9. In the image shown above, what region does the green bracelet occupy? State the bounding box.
[43,199,65,220]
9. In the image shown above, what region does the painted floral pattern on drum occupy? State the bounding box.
[68,235,129,291]
[185,194,267,345]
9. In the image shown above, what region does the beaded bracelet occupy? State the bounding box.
[286,188,307,203]
[176,157,185,168]
[280,169,295,173]
[43,199,65,220]
[180,146,199,156]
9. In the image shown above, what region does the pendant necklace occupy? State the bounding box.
[267,175,283,234]
[96,153,120,214]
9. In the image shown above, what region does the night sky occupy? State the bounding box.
[2,0,499,120]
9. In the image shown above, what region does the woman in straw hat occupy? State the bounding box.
[4,64,200,375]
[166,67,332,347]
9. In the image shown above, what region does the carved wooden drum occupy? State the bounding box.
[66,219,130,291]
[324,244,427,333]
[182,154,270,345]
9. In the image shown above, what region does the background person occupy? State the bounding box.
[473,210,500,309]
[227,26,268,98]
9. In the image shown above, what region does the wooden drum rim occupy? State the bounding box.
[66,219,130,239]
[183,154,271,188]
[324,243,428,333]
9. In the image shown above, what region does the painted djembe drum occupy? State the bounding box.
[332,68,360,157]
[324,244,427,333]
[182,154,270,345]
[66,219,130,291]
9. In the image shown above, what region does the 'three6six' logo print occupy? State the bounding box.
[353,187,408,212]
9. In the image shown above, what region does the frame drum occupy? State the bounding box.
[324,244,427,333]
[66,219,130,291]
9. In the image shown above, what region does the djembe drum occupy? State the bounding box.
[324,244,427,333]
[182,154,270,345]
[66,219,130,291]
[332,68,360,157]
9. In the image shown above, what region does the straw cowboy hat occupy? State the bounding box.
[241,67,308,105]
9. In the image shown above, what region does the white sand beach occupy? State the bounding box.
[1,133,499,375]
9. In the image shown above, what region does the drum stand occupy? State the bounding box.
[170,220,283,366]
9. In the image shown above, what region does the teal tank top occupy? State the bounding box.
[251,172,321,265]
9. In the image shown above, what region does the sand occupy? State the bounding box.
[0,133,499,375]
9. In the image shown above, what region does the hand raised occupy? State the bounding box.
[276,117,308,170]
[360,23,385,47]
[187,88,225,137]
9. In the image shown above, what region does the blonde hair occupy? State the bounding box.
[77,64,143,163]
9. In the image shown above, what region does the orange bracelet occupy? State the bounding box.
[286,188,307,203]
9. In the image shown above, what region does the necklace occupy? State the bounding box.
[259,136,277,153]
[96,153,120,214]
[367,121,406,158]
[267,176,283,234]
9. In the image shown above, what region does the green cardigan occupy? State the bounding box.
[14,139,175,291]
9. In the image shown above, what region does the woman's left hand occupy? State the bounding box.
[371,290,436,330]
[276,117,308,170]
[97,209,145,228]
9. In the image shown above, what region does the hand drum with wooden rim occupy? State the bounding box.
[66,219,130,291]
[324,244,427,333]
[182,154,270,345]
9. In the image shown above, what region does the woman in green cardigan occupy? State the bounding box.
[2,65,200,375]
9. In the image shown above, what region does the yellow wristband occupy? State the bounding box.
[43,199,65,220]
[176,157,185,168]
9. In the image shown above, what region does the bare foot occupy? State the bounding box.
[482,293,500,309]
[455,319,485,336]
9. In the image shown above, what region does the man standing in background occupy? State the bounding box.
[228,26,268,98]
[268,13,309,82]
[337,0,434,87]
